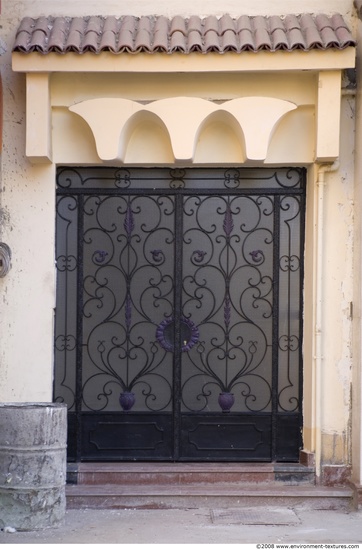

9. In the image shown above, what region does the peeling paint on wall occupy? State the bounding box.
[321,432,350,465]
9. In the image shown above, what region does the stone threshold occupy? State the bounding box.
[67,461,316,486]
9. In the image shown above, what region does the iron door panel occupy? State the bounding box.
[81,413,173,460]
[178,194,274,459]
[55,167,305,462]
[181,415,271,460]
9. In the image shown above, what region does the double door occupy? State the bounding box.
[55,167,304,461]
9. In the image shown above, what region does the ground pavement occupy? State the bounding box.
[1,506,362,545]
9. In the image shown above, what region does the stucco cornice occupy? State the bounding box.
[12,48,356,73]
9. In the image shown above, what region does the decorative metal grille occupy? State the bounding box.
[54,167,305,461]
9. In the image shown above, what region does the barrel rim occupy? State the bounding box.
[0,402,67,409]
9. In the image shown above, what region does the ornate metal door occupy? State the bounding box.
[55,167,305,462]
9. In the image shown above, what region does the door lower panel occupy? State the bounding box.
[181,414,271,461]
[67,412,301,461]
[81,413,173,461]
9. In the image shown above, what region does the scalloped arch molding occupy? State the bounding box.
[69,96,297,163]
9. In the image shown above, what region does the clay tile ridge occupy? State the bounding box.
[12,14,355,55]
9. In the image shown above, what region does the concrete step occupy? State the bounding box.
[67,462,316,486]
[66,462,352,511]
[66,482,353,511]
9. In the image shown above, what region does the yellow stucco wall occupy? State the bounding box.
[0,0,359,477]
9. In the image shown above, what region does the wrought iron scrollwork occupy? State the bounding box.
[55,167,304,421]
[277,194,303,412]
[181,194,273,413]
[54,195,79,410]
[79,194,175,412]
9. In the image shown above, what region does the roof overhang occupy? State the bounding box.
[10,14,357,165]
[12,48,356,73]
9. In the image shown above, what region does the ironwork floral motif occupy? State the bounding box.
[80,195,175,412]
[156,317,199,353]
[181,195,274,413]
[55,167,304,421]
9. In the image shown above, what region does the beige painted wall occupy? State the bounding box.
[0,59,56,401]
[0,0,359,477]
[352,16,362,483]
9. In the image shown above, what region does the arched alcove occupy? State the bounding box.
[123,111,174,164]
[194,110,246,164]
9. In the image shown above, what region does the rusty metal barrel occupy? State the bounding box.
[0,403,67,530]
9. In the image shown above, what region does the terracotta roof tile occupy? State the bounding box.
[269,15,284,32]
[153,35,168,52]
[304,26,324,49]
[66,18,86,53]
[32,16,49,34]
[320,27,340,48]
[284,14,301,31]
[51,17,67,36]
[222,29,238,51]
[118,28,134,52]
[121,15,135,32]
[86,16,103,34]
[170,31,186,53]
[220,14,235,34]
[99,30,117,52]
[315,13,333,30]
[48,18,67,52]
[252,16,271,51]
[28,31,43,52]
[238,29,254,51]
[13,14,355,55]
[236,15,252,33]
[204,29,221,53]
[139,16,152,34]
[170,15,187,35]
[331,13,350,30]
[188,16,203,33]
[188,30,203,52]
[103,17,118,34]
[135,28,152,51]
[204,15,220,35]
[336,25,356,47]
[271,28,289,51]
[289,29,307,50]
[17,17,34,34]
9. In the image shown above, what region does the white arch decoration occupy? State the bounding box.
[69,96,297,163]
